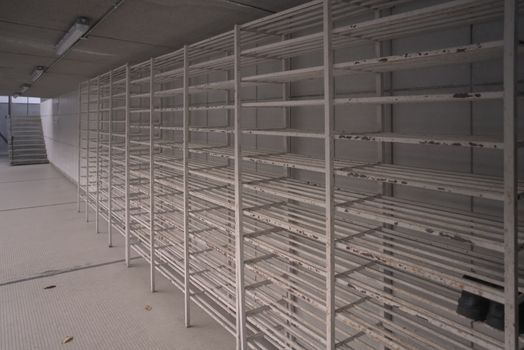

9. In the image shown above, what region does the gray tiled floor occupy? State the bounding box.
[0,158,234,350]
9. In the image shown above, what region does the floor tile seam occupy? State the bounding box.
[0,257,140,288]
[0,201,77,212]
[0,177,64,184]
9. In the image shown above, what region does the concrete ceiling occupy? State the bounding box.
[0,0,308,98]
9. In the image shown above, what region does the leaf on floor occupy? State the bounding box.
[144,304,152,311]
[62,336,74,344]
[43,285,56,290]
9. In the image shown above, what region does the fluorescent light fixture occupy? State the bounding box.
[31,66,46,82]
[55,17,90,56]
[19,84,31,94]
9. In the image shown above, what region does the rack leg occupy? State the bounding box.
[503,0,519,348]
[323,0,335,349]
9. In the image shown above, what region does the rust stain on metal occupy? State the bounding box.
[452,93,472,98]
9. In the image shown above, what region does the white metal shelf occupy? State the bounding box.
[77,0,522,349]
[241,90,503,108]
[242,128,506,149]
[242,41,512,84]
[238,151,524,200]
[246,176,524,252]
[335,132,504,149]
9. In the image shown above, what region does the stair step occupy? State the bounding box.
[13,138,45,141]
[13,150,47,155]
[13,139,45,143]
[13,149,47,154]
[12,130,43,133]
[13,139,45,142]
[13,146,46,150]
[12,130,44,134]
[12,136,44,139]
[12,159,49,164]
[13,137,45,141]
[12,157,49,163]
[11,124,42,127]
[11,148,46,152]
[13,129,44,133]
[11,160,49,165]
[13,143,46,147]
[13,135,45,138]
[12,152,47,158]
[13,144,46,148]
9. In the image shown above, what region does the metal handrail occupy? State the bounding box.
[6,113,13,163]
[0,129,7,144]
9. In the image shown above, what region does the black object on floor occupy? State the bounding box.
[485,301,524,333]
[457,275,492,321]
[485,302,504,330]
[457,289,490,321]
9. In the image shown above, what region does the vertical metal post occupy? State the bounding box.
[96,78,100,233]
[281,34,291,176]
[86,81,90,222]
[281,33,296,343]
[503,0,519,348]
[323,1,335,349]
[7,96,12,164]
[226,66,234,276]
[375,9,392,187]
[234,25,247,350]
[77,85,82,213]
[125,64,131,267]
[183,45,191,328]
[149,58,156,292]
[108,72,113,247]
[374,10,393,350]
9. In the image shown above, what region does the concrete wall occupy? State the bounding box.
[40,92,78,182]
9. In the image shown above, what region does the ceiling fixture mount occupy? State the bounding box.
[19,84,31,94]
[55,17,90,56]
[31,66,46,82]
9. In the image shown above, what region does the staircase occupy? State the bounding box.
[8,116,49,165]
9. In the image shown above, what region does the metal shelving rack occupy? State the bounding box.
[184,32,241,336]
[108,65,128,247]
[77,81,89,215]
[236,0,523,349]
[77,1,522,349]
[85,77,100,225]
[97,72,111,236]
[149,49,186,294]
[127,59,156,290]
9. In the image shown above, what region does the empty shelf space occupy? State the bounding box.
[242,91,503,108]
[243,152,523,200]
[244,176,524,252]
[242,41,510,84]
